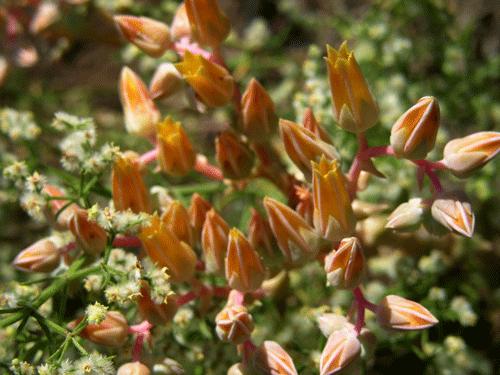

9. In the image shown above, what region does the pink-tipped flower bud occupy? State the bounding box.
[12,238,60,273]
[68,311,129,348]
[216,130,255,180]
[184,0,230,47]
[68,209,107,255]
[149,62,185,100]
[215,305,254,344]
[42,184,80,231]
[253,341,298,375]
[386,198,429,232]
[390,96,440,160]
[320,329,361,375]
[202,208,230,276]
[302,107,333,145]
[324,237,365,290]
[117,362,151,375]
[294,186,314,227]
[431,191,475,237]
[161,200,195,248]
[376,295,438,332]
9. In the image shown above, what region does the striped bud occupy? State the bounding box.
[68,209,107,254]
[184,0,230,47]
[42,185,80,231]
[443,131,500,178]
[253,341,298,375]
[189,193,212,246]
[149,63,184,100]
[138,213,198,284]
[117,362,151,375]
[161,200,195,248]
[325,42,378,133]
[137,282,178,326]
[225,228,266,293]
[431,191,475,237]
[312,156,356,242]
[248,208,282,270]
[216,130,255,180]
[264,197,322,268]
[119,67,160,138]
[215,305,254,344]
[294,186,314,227]
[302,107,333,145]
[201,208,230,276]
[376,295,438,332]
[112,152,152,214]
[324,237,365,290]
[12,238,60,273]
[114,15,171,57]
[386,198,428,232]
[320,329,361,375]
[68,311,129,348]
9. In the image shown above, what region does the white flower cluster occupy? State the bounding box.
[0,108,41,141]
[37,353,114,375]
[88,204,151,234]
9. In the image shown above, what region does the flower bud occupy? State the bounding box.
[12,238,60,273]
[117,362,151,375]
[138,213,198,284]
[215,305,254,344]
[320,329,361,375]
[112,151,152,214]
[386,198,428,232]
[114,15,171,57]
[42,184,80,231]
[228,363,256,375]
[248,208,281,270]
[279,119,341,179]
[29,2,60,34]
[294,186,314,227]
[216,130,255,180]
[325,42,378,133]
[170,3,191,42]
[68,209,108,254]
[175,51,234,108]
[240,78,278,142]
[119,67,161,138]
[202,208,230,276]
[390,96,440,160]
[68,311,129,348]
[302,108,333,145]
[263,197,322,268]
[253,341,298,375]
[184,0,230,47]
[443,131,500,178]
[312,156,356,242]
[137,282,178,326]
[161,200,195,248]
[324,237,365,290]
[317,314,349,338]
[376,295,438,332]
[189,193,212,246]
[225,228,266,293]
[150,62,185,100]
[431,191,475,237]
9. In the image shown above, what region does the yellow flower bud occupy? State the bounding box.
[161,200,195,248]
[184,0,230,47]
[376,295,438,332]
[216,130,255,180]
[324,237,366,290]
[68,311,129,348]
[68,209,108,254]
[215,305,254,344]
[12,238,60,273]
[320,329,361,375]
[201,208,230,276]
[431,191,475,237]
[149,62,184,100]
[253,341,298,375]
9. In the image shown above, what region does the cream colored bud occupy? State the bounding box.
[253,341,298,375]
[150,62,185,100]
[117,362,151,375]
[12,238,60,273]
[386,198,429,232]
[215,305,254,344]
[431,191,475,237]
[376,295,438,332]
[320,329,361,375]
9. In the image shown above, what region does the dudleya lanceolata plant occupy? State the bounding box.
[1,0,500,374]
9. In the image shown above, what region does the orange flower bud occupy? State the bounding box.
[170,3,191,42]
[68,311,129,348]
[325,42,379,133]
[138,213,198,284]
[68,209,108,254]
[189,193,212,246]
[149,62,185,100]
[119,67,160,138]
[137,282,178,326]
[112,152,152,214]
[215,305,254,344]
[248,208,282,270]
[443,131,500,178]
[390,96,440,160]
[157,117,196,177]
[431,191,475,237]
[263,197,322,268]
[240,78,278,142]
[294,186,314,227]
[312,156,356,242]
[201,208,230,276]
[320,329,361,375]
[225,228,266,293]
[279,119,341,178]
[161,200,195,248]
[12,238,60,273]
[117,362,151,375]
[376,295,438,332]
[302,108,333,145]
[175,51,234,108]
[114,15,171,57]
[42,184,80,231]
[184,0,230,47]
[215,130,255,180]
[252,341,298,375]
[324,237,365,290]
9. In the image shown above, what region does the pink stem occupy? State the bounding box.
[175,291,197,307]
[234,290,245,306]
[140,148,159,165]
[194,155,224,181]
[129,320,152,362]
[412,160,444,193]
[59,242,77,254]
[113,236,143,248]
[352,287,377,335]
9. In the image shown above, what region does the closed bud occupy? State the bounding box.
[317,314,349,338]
[324,237,365,290]
[119,67,161,138]
[386,198,429,232]
[216,130,255,180]
[294,186,314,227]
[253,341,298,375]
[137,282,178,325]
[184,0,230,47]
[325,42,378,133]
[201,208,230,276]
[264,197,322,268]
[240,78,278,142]
[302,108,333,145]
[29,2,60,34]
[12,238,60,273]
[216,305,254,344]
[390,96,440,160]
[68,209,107,254]
[115,15,171,57]
[112,152,152,214]
[228,363,257,375]
[175,51,234,108]
[150,62,185,100]
[68,311,129,348]
[431,191,475,237]
[312,156,356,242]
[161,200,195,248]
[225,228,266,293]
[189,193,212,246]
[352,199,389,220]
[42,184,80,231]
[138,213,198,284]
[248,208,281,270]
[320,329,361,375]
[376,295,438,332]
[117,362,151,375]
[171,3,191,41]
[443,131,500,178]
[279,119,341,179]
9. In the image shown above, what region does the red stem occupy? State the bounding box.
[194,155,224,181]
[113,236,143,248]
[352,287,377,335]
